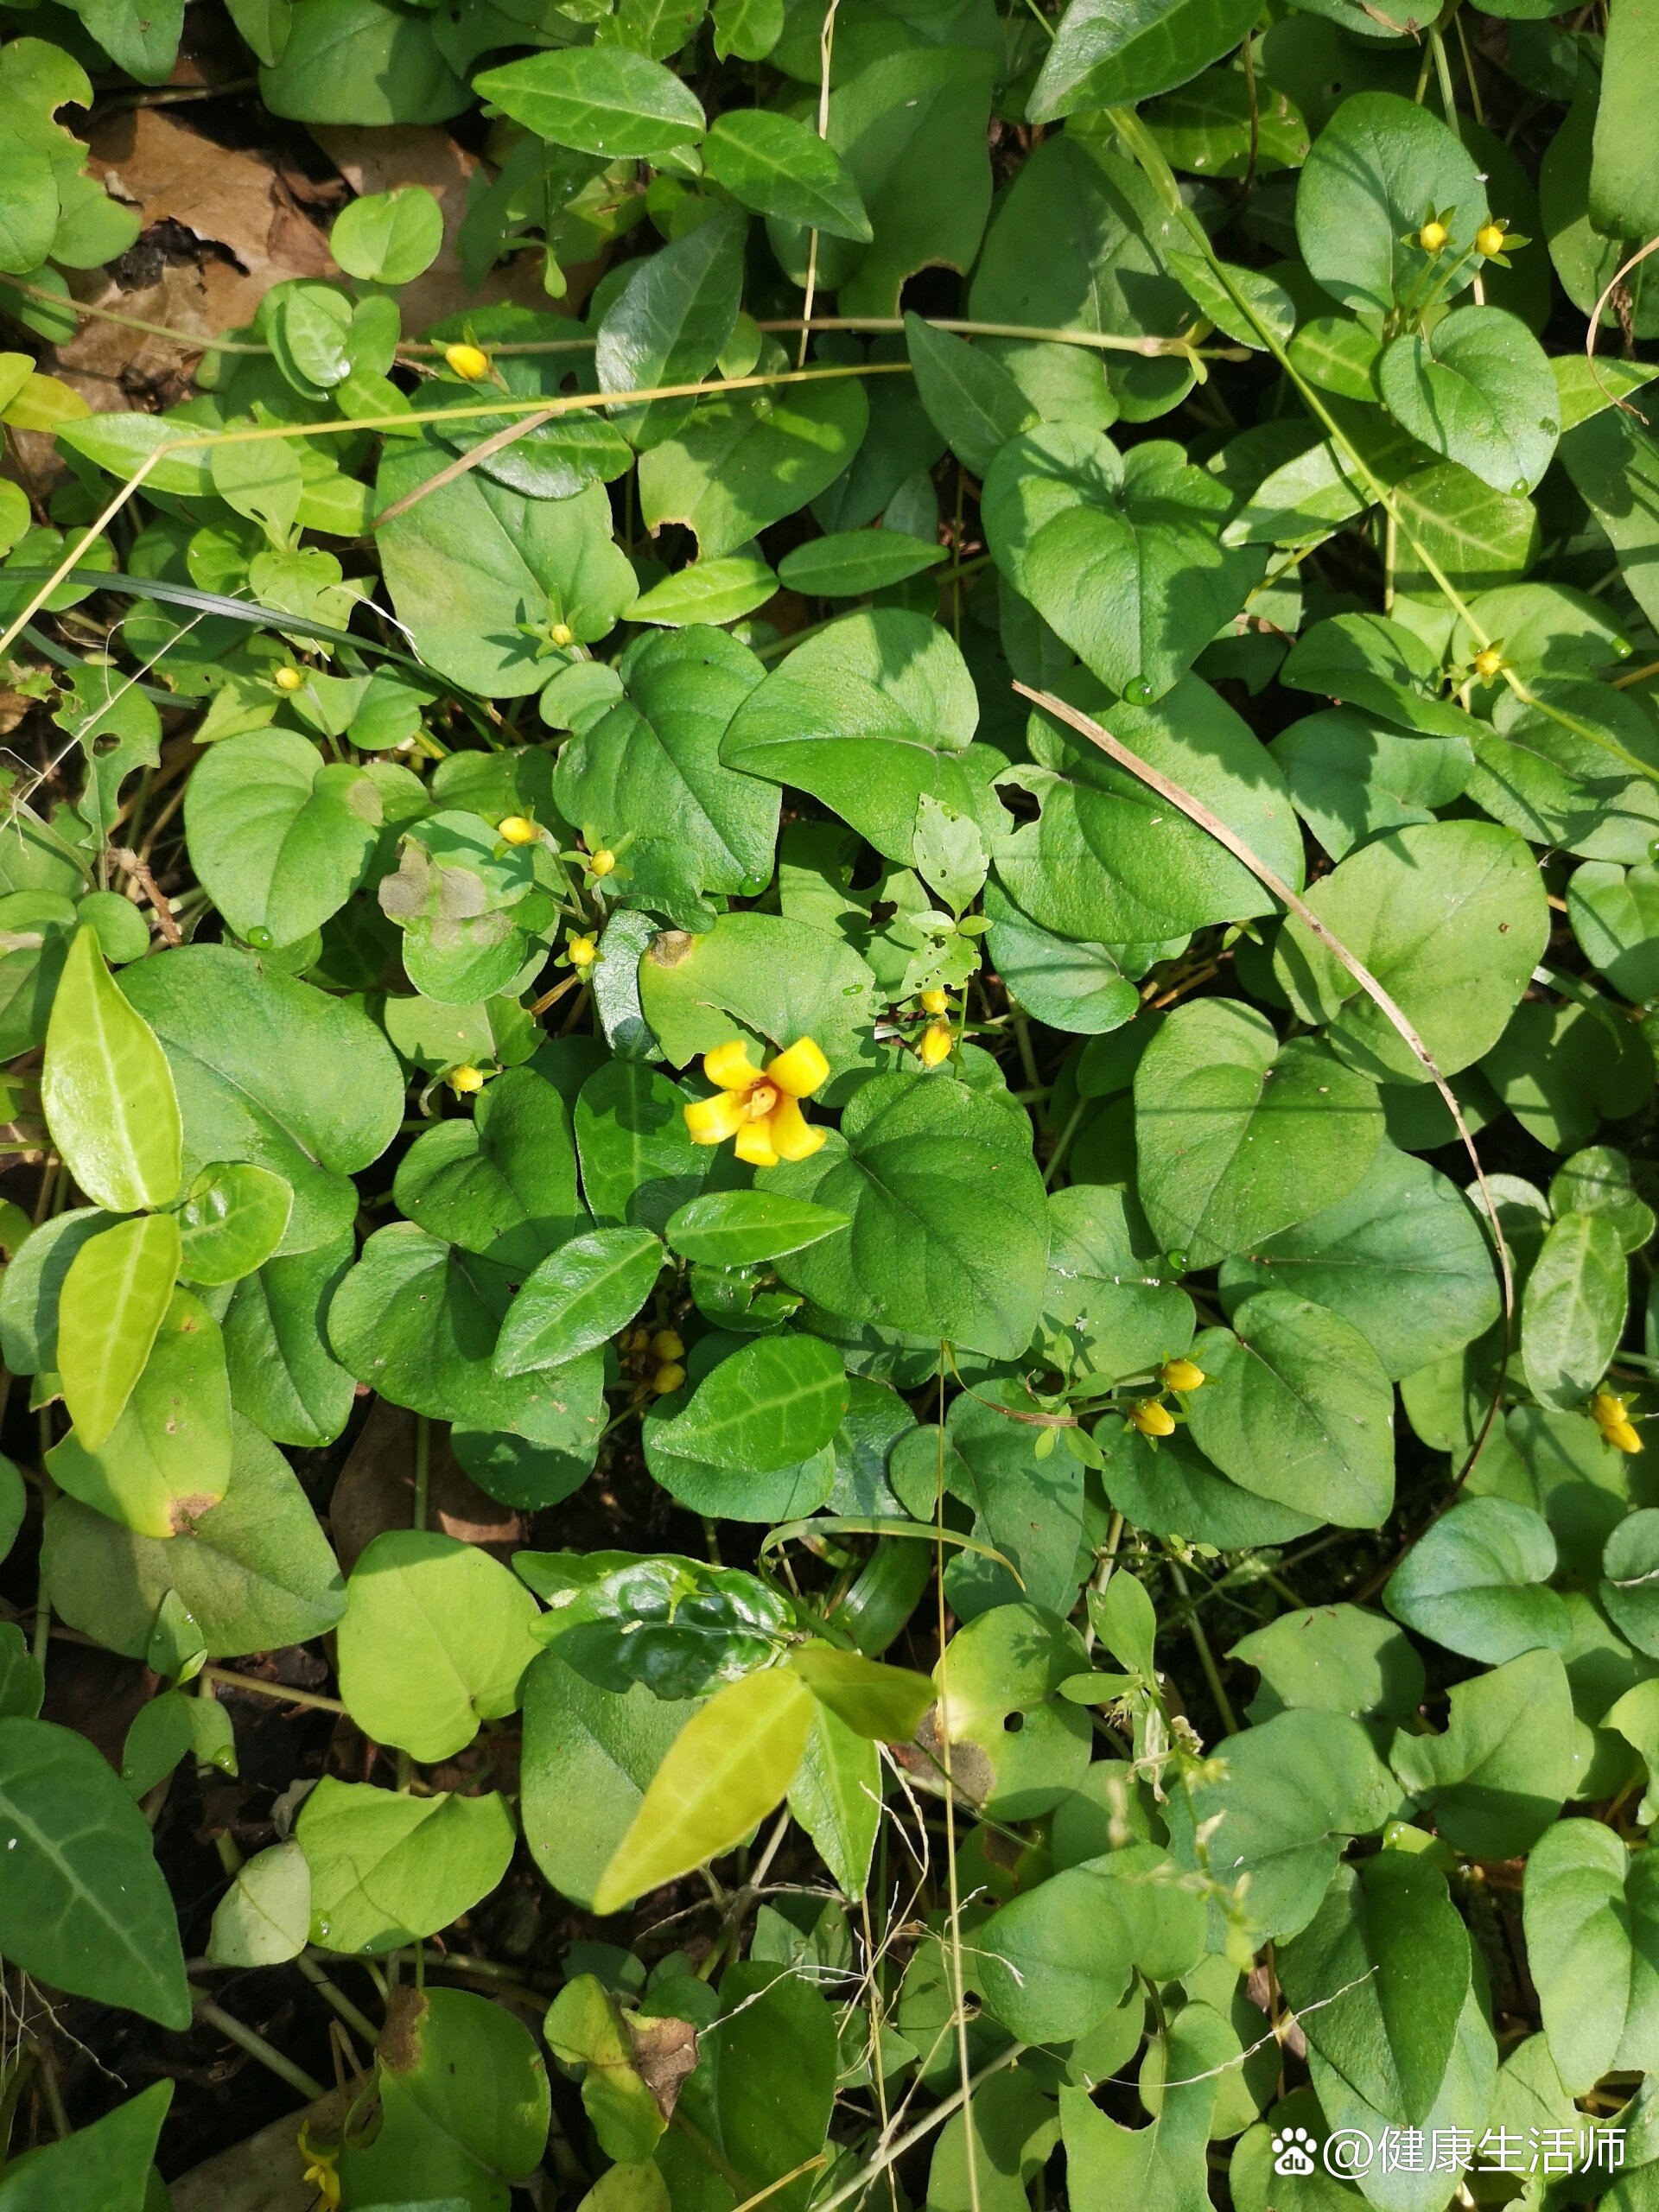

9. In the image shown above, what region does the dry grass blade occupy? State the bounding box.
[1011,679,1515,1497]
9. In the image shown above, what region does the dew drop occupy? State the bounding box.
[1165,1249,1188,1274]
[1125,676,1156,704]
[246,925,274,950]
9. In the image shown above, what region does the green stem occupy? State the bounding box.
[191,1993,327,2102]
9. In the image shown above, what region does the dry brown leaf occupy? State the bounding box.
[327,1397,525,1572]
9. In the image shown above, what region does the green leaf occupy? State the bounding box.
[1032,0,1259,120]
[122,945,405,1255]
[593,210,747,439]
[788,1701,880,1897]
[494,1227,664,1376]
[1135,998,1383,1271]
[979,1864,1135,2044]
[183,729,381,949]
[702,111,870,240]
[42,1413,345,1660]
[41,925,181,1215]
[474,46,706,158]
[330,185,443,283]
[1600,1509,1659,1656]
[337,1530,543,1762]
[518,1547,790,1697]
[1391,1648,1577,1862]
[575,1058,721,1232]
[207,1838,311,1967]
[787,1643,933,1740]
[394,1065,581,1274]
[1270,709,1473,866]
[775,528,944,598]
[298,1776,517,1954]
[1522,1817,1659,2093]
[220,1232,358,1447]
[1217,1141,1500,1380]
[931,1602,1092,1821]
[176,1161,293,1287]
[553,626,773,932]
[638,910,880,1090]
[1274,821,1550,1085]
[1568,860,1659,1005]
[545,1975,673,2166]
[983,425,1265,701]
[770,1072,1050,1360]
[0,1715,190,2028]
[1279,1853,1470,2126]
[593,1665,817,1911]
[0,2082,172,2211]
[1521,1210,1629,1410]
[1590,0,1659,238]
[995,677,1304,946]
[328,1224,607,1452]
[1185,1290,1396,1529]
[521,1647,703,1909]
[904,313,1038,478]
[1295,92,1488,315]
[57,1213,182,1453]
[1059,2005,1237,2212]
[1377,306,1559,495]
[722,608,1004,868]
[0,1620,42,1719]
[651,1332,849,1469]
[982,880,1140,1036]
[626,552,779,627]
[637,372,871,558]
[1229,1603,1425,1725]
[664,1189,849,1265]
[1167,1708,1396,1942]
[48,1287,232,1539]
[1387,1497,1569,1662]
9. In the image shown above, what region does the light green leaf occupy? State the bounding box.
[1391,1649,1577,1862]
[905,313,1038,478]
[41,925,181,1215]
[651,1332,848,1470]
[207,1838,311,1967]
[1377,306,1559,494]
[1521,1210,1629,1410]
[337,1530,543,1762]
[702,111,871,240]
[1059,2005,1237,2212]
[1522,1817,1659,2093]
[594,1665,817,1911]
[637,372,870,558]
[56,1212,182,1453]
[493,1227,664,1376]
[183,729,381,949]
[1295,91,1488,315]
[1032,0,1260,121]
[788,1702,880,1897]
[664,1189,849,1266]
[298,1776,518,1954]
[474,46,706,157]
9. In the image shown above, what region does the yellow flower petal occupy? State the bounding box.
[1606,1418,1644,1455]
[766,1037,830,1098]
[1128,1399,1175,1438]
[705,1039,763,1090]
[1161,1357,1206,1393]
[768,1096,826,1163]
[734,1118,779,1167]
[684,1090,748,1144]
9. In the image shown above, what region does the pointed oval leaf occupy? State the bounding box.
[57,1211,182,1451]
[41,925,181,1213]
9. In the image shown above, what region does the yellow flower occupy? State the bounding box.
[588,847,616,877]
[652,1361,687,1394]
[1594,1390,1643,1453]
[550,621,575,648]
[445,341,491,381]
[498,814,538,845]
[683,1036,830,1168]
[1128,1398,1176,1439]
[1161,1357,1206,1393]
[448,1064,486,1096]
[920,988,950,1015]
[1418,219,1448,253]
[1476,221,1507,257]
[274,665,303,692]
[652,1328,684,1362]
[919,1020,952,1068]
[1472,645,1505,681]
[567,934,597,969]
[299,2128,341,2210]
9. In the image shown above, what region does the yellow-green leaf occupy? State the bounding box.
[41,926,182,1214]
[593,1667,815,1914]
[57,1213,182,1451]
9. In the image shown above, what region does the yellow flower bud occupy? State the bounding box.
[567,934,597,968]
[1475,222,1507,257]
[588,848,616,876]
[1606,1417,1644,1454]
[448,1064,485,1095]
[274,665,303,692]
[498,815,537,845]
[445,341,491,381]
[1418,219,1448,253]
[919,1020,952,1068]
[1593,1389,1630,1427]
[652,1361,687,1395]
[920,988,950,1015]
[1472,645,1505,680]
[626,1328,652,1354]
[1161,1357,1206,1393]
[550,621,575,648]
[652,1328,684,1362]
[1128,1398,1176,1439]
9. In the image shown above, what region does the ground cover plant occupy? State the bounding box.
[3,0,1659,2206]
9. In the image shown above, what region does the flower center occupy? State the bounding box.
[747,1083,779,1118]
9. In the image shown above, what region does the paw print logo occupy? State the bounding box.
[1273,2127,1318,2177]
